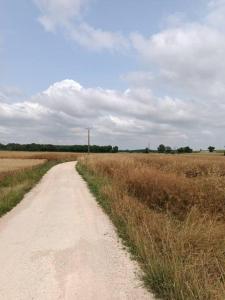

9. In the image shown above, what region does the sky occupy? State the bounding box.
[0,0,225,149]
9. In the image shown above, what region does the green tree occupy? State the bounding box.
[112,146,119,153]
[184,146,193,153]
[208,146,215,153]
[165,146,172,153]
[158,144,166,153]
[177,146,193,153]
[144,147,149,153]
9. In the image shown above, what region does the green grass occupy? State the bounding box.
[0,161,57,217]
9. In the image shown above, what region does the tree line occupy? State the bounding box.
[121,145,193,154]
[156,144,193,154]
[0,143,119,153]
[0,142,217,154]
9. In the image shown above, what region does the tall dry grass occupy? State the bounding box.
[77,154,225,299]
[0,158,46,181]
[0,151,80,161]
[0,158,46,172]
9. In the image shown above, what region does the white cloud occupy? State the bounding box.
[126,0,225,111]
[69,23,129,52]
[34,0,129,52]
[117,1,225,148]
[131,24,225,76]
[207,0,225,30]
[0,86,25,103]
[1,79,224,148]
[7,1,225,148]
[34,0,88,32]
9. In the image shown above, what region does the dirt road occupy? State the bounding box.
[0,162,153,300]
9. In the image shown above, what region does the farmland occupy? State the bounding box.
[2,151,225,299]
[0,158,45,173]
[0,152,80,217]
[77,153,225,300]
[0,151,80,161]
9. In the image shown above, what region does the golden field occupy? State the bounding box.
[0,150,80,218]
[0,151,81,218]
[0,151,80,161]
[77,153,225,300]
[0,158,46,173]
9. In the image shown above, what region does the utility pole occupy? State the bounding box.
[86,127,91,154]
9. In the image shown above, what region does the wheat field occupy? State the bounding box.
[0,158,46,173]
[77,153,225,300]
[0,151,80,217]
[0,151,80,161]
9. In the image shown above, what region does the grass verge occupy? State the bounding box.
[76,162,135,247]
[0,161,57,217]
[76,163,150,291]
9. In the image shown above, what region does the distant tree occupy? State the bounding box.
[112,146,119,153]
[158,144,166,153]
[177,147,184,153]
[177,146,193,154]
[208,146,215,153]
[184,146,193,153]
[165,146,172,153]
[0,143,6,150]
[0,143,117,153]
[144,147,149,153]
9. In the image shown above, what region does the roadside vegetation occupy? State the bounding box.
[77,154,225,300]
[0,152,80,218]
[0,158,45,177]
[0,160,54,217]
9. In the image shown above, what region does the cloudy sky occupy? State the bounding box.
[0,0,225,149]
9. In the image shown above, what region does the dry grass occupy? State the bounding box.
[0,160,56,217]
[0,158,46,182]
[0,151,80,217]
[0,158,46,172]
[77,154,225,300]
[0,151,80,161]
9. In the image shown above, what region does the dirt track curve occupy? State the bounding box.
[0,162,154,300]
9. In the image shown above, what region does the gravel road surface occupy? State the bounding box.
[0,162,154,300]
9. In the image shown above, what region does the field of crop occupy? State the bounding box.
[0,151,80,161]
[0,151,80,218]
[0,158,45,173]
[77,154,225,300]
